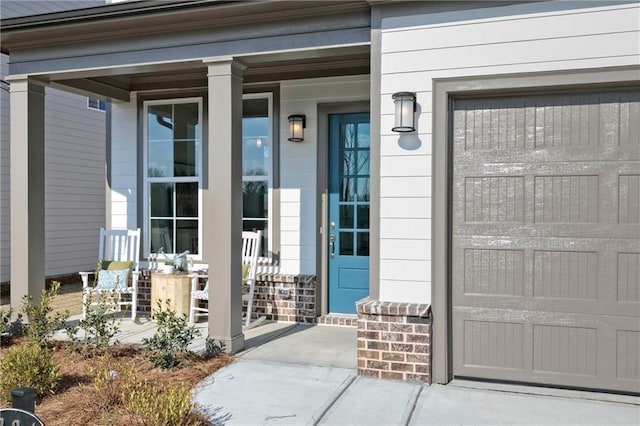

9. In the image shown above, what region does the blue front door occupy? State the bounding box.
[328,113,370,313]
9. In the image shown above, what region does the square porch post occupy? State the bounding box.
[7,76,46,311]
[203,58,246,353]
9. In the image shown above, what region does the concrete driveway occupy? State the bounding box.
[193,323,640,425]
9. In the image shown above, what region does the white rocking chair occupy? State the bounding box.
[80,228,141,321]
[189,230,264,329]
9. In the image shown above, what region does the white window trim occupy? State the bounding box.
[142,97,203,260]
[243,92,274,258]
[87,97,106,112]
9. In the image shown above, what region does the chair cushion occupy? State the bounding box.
[96,268,130,290]
[99,260,133,285]
[242,264,250,280]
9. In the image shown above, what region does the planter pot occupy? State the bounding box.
[162,264,175,274]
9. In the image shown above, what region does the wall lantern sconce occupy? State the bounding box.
[391,92,416,133]
[288,114,306,142]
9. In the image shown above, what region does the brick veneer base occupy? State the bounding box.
[136,271,317,324]
[356,297,431,383]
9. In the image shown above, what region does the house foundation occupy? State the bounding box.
[356,298,431,383]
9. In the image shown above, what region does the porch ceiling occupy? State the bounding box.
[45,45,370,101]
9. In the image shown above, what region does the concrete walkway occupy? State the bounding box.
[192,323,640,426]
[53,317,640,425]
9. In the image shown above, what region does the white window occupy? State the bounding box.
[143,98,202,256]
[87,97,107,111]
[242,94,273,257]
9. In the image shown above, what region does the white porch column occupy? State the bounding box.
[8,76,46,310]
[203,58,246,353]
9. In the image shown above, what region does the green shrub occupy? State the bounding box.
[0,307,11,335]
[0,342,60,402]
[66,290,121,357]
[21,281,69,348]
[142,300,200,369]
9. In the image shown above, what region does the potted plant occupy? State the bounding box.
[162,259,175,274]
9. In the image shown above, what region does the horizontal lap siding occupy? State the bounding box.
[45,88,106,276]
[279,76,369,275]
[0,55,9,282]
[378,2,640,304]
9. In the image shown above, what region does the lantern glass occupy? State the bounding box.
[288,115,306,142]
[391,92,416,133]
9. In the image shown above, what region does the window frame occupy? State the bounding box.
[242,92,274,258]
[142,97,203,259]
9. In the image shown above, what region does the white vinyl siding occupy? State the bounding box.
[110,95,138,230]
[378,2,640,304]
[279,75,369,275]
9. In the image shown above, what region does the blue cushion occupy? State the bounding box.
[96,269,130,290]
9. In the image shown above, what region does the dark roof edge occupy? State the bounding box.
[0,0,241,30]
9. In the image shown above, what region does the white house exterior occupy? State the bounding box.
[1,0,638,393]
[0,0,106,285]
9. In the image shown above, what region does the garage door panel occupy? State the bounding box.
[452,89,640,393]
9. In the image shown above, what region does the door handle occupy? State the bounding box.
[329,234,335,258]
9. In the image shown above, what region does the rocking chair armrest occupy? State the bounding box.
[79,271,93,289]
[190,273,208,293]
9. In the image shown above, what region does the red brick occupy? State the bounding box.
[367,341,390,351]
[382,352,405,362]
[413,324,430,334]
[391,343,413,352]
[406,354,429,364]
[367,360,389,370]
[367,321,389,331]
[405,373,430,383]
[390,323,414,333]
[381,332,404,342]
[415,364,430,374]
[358,349,380,360]
[390,363,414,372]
[357,339,366,348]
[414,344,429,354]
[406,334,427,343]
[358,359,366,368]
[359,369,380,378]
[358,330,380,340]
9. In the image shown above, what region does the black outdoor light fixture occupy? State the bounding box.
[287,114,306,142]
[391,92,416,133]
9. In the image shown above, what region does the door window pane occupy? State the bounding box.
[357,151,369,176]
[357,232,369,256]
[339,232,354,256]
[341,123,356,148]
[340,205,354,228]
[357,205,369,229]
[356,178,370,201]
[340,151,355,176]
[357,123,370,148]
[341,178,354,202]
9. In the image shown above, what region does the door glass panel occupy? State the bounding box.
[357,123,370,148]
[341,123,356,148]
[176,182,198,217]
[357,232,369,256]
[150,183,173,217]
[340,205,354,228]
[356,178,370,201]
[341,178,354,201]
[357,205,369,229]
[339,232,354,255]
[356,151,370,176]
[340,151,355,175]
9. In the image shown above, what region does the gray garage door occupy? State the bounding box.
[452,89,640,393]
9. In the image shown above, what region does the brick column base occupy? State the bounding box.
[356,297,431,383]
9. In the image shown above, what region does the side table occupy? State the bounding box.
[150,272,192,318]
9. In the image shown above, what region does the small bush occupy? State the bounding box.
[86,354,137,409]
[21,281,69,348]
[66,290,121,357]
[142,300,200,369]
[0,342,60,402]
[0,307,11,334]
[125,380,202,426]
